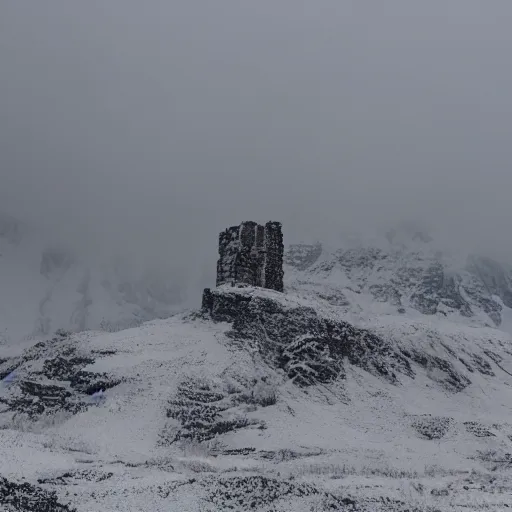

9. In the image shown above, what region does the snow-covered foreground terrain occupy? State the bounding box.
[2,228,512,510]
[2,283,512,510]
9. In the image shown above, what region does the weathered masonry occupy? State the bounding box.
[216,221,284,292]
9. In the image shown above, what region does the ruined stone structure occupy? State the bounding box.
[215,221,284,292]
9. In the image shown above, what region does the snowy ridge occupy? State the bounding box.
[284,231,512,330]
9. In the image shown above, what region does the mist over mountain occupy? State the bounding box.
[2,1,512,301]
[3,4,512,510]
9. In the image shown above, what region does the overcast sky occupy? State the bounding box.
[1,1,512,288]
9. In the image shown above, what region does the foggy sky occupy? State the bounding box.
[1,1,512,291]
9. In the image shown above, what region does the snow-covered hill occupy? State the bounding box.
[0,212,185,346]
[1,225,512,510]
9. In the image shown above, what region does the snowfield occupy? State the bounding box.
[2,229,512,510]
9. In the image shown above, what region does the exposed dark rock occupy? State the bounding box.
[0,364,19,381]
[4,381,87,418]
[258,448,324,461]
[69,371,121,395]
[219,448,256,457]
[411,415,453,440]
[471,354,495,377]
[236,387,277,407]
[464,422,496,438]
[37,470,113,486]
[483,349,503,364]
[216,221,284,292]
[408,350,471,392]
[42,356,95,381]
[161,379,263,444]
[458,357,474,373]
[0,336,122,422]
[0,476,76,512]
[202,288,412,387]
[167,400,222,425]
[40,350,121,395]
[201,288,252,323]
[90,349,117,356]
[206,475,354,510]
[431,488,449,497]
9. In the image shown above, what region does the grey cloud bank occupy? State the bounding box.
[1,1,512,295]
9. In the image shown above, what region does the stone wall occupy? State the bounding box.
[216,221,284,292]
[261,221,284,292]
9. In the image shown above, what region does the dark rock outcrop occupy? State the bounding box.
[202,287,475,392]
[0,334,122,421]
[401,348,471,392]
[0,476,76,512]
[207,475,354,511]
[216,221,284,292]
[411,415,453,440]
[202,288,412,387]
[161,378,264,444]
[464,421,496,438]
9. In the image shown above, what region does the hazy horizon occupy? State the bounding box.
[2,1,512,292]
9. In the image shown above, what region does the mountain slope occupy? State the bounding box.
[2,274,512,510]
[284,230,512,330]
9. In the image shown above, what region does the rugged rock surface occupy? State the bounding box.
[0,476,76,512]
[161,378,266,444]
[411,415,453,440]
[216,221,284,292]
[202,286,415,387]
[0,333,121,425]
[201,286,479,395]
[206,475,355,511]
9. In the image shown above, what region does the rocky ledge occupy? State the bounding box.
[202,286,411,387]
[201,286,479,393]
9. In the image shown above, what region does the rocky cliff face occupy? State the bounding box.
[216,221,284,292]
[202,285,480,393]
[202,287,410,386]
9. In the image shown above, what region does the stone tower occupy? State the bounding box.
[216,221,284,292]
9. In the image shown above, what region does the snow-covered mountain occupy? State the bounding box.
[0,212,185,346]
[285,225,512,331]
[1,224,512,511]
